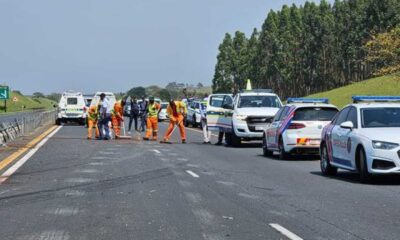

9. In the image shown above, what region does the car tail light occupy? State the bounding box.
[83,107,87,112]
[288,123,306,129]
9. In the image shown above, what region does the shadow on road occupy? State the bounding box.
[310,171,400,185]
[258,154,320,162]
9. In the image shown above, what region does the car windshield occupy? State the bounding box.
[238,95,281,108]
[361,107,400,128]
[67,97,78,105]
[293,107,338,121]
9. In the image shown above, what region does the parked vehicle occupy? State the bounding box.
[159,102,169,121]
[207,90,282,146]
[186,100,203,127]
[320,96,400,182]
[56,91,86,125]
[263,98,338,159]
[90,92,117,109]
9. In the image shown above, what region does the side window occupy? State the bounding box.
[273,107,286,122]
[346,107,358,128]
[209,95,225,108]
[335,107,350,125]
[279,106,291,121]
[222,96,233,106]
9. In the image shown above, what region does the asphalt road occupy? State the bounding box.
[1,122,400,240]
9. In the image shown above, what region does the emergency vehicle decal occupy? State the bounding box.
[278,106,296,135]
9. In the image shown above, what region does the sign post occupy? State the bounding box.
[0,86,10,112]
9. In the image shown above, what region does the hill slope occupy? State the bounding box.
[306,73,400,108]
[0,91,56,113]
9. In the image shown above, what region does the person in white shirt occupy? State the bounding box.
[98,93,112,140]
[200,102,211,144]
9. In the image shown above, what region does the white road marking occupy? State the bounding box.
[65,178,94,184]
[152,149,161,154]
[186,170,199,178]
[64,190,86,197]
[0,126,62,185]
[47,207,79,217]
[269,223,303,240]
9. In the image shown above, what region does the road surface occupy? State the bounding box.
[1,123,400,240]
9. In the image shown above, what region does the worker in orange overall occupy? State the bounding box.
[143,96,161,141]
[162,99,187,144]
[111,99,126,139]
[87,105,100,139]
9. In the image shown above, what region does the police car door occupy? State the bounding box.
[266,107,286,149]
[219,95,234,132]
[206,94,229,132]
[340,107,358,166]
[330,107,350,165]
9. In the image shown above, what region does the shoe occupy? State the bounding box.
[143,137,150,141]
[87,137,91,140]
[182,139,186,144]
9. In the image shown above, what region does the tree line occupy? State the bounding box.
[212,0,400,99]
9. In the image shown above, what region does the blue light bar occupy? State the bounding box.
[352,96,400,103]
[287,98,329,104]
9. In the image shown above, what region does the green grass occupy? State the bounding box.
[306,73,400,108]
[0,91,57,113]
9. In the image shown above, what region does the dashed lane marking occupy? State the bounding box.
[152,149,161,154]
[269,223,303,240]
[0,126,62,185]
[186,170,199,178]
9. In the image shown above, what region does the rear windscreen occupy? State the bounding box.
[67,98,78,105]
[293,107,338,121]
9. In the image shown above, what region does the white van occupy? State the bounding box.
[90,92,117,109]
[57,91,86,125]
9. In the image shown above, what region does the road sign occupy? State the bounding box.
[0,86,9,100]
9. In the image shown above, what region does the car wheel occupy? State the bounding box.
[278,137,290,160]
[56,118,61,126]
[192,115,197,128]
[320,143,337,176]
[358,147,372,183]
[231,130,241,147]
[262,133,273,157]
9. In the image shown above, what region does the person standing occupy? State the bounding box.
[111,99,126,138]
[199,101,211,144]
[162,99,187,144]
[87,105,100,140]
[128,96,139,133]
[143,96,161,141]
[139,96,148,132]
[98,93,112,140]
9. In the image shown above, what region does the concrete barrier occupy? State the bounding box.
[0,110,57,146]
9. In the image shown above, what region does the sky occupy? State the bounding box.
[0,0,309,94]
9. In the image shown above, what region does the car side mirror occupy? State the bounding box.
[340,121,354,130]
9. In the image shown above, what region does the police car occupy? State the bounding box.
[56,91,87,125]
[320,96,400,182]
[263,98,338,159]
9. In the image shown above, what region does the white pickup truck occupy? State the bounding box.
[207,90,282,146]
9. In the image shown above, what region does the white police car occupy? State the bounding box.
[263,98,338,159]
[320,96,400,182]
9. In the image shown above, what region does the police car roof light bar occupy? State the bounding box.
[287,98,329,104]
[352,96,400,103]
[240,89,273,93]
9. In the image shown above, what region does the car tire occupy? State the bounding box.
[56,118,61,126]
[262,133,273,157]
[192,115,197,128]
[231,130,241,147]
[320,143,337,176]
[278,137,290,160]
[358,147,372,183]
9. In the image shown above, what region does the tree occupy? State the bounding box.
[33,92,45,98]
[157,89,171,101]
[212,33,235,93]
[365,27,400,76]
[127,87,146,98]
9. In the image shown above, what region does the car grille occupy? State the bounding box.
[246,116,273,133]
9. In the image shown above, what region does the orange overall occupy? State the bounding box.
[144,102,161,140]
[111,101,124,138]
[87,105,100,139]
[163,101,187,141]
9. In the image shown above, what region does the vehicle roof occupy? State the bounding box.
[238,92,277,96]
[346,103,400,109]
[286,103,338,109]
[94,92,115,96]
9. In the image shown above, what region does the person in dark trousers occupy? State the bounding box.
[128,96,139,133]
[139,96,148,132]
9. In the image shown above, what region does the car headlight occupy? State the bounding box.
[372,141,399,150]
[235,115,247,121]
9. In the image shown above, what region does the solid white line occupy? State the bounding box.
[269,223,303,240]
[153,149,161,154]
[0,126,62,185]
[186,170,199,178]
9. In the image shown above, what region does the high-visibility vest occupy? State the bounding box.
[147,103,160,118]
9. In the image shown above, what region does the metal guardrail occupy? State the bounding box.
[0,110,57,146]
